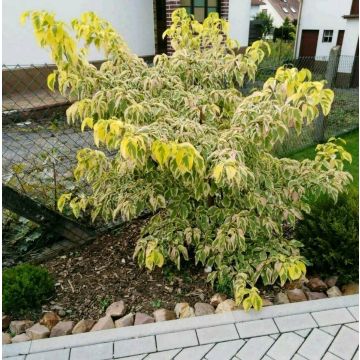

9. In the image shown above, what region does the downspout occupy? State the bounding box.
[293,0,303,59]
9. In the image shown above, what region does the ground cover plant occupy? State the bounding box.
[24,9,352,310]
[3,264,54,316]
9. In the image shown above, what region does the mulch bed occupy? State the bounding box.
[41,218,214,321]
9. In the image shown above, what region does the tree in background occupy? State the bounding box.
[254,11,274,38]
[273,17,296,42]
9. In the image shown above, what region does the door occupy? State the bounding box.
[336,30,345,51]
[155,0,167,54]
[299,30,319,57]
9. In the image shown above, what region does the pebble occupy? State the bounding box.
[210,293,227,307]
[327,286,342,297]
[287,289,307,303]
[115,313,134,328]
[194,302,215,316]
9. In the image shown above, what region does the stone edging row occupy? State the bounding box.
[3,294,358,358]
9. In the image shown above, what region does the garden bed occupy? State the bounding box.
[40,218,216,321]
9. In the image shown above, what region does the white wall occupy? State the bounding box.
[229,0,251,47]
[295,0,358,67]
[2,0,155,65]
[260,0,284,28]
[250,5,260,19]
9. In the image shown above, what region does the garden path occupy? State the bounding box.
[3,295,358,360]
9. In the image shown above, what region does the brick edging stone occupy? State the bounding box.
[3,294,358,358]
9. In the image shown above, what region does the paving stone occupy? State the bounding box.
[291,355,308,360]
[156,330,198,351]
[114,356,145,360]
[328,326,358,359]
[322,352,343,360]
[5,356,26,360]
[320,325,341,336]
[26,349,70,360]
[345,322,359,332]
[297,328,333,360]
[174,344,213,360]
[267,332,304,360]
[196,324,238,344]
[114,336,156,358]
[205,339,245,360]
[236,336,274,360]
[295,329,312,337]
[236,319,278,338]
[348,306,359,320]
[144,349,180,360]
[2,342,31,357]
[274,313,317,332]
[70,342,113,360]
[270,333,280,340]
[311,308,355,326]
[353,349,359,360]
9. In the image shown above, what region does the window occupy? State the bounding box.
[322,30,333,43]
[181,0,220,22]
[282,7,289,13]
[290,6,296,13]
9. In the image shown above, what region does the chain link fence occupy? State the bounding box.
[2,56,359,216]
[251,55,359,156]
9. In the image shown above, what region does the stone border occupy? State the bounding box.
[3,294,358,358]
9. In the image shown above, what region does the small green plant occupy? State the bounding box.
[296,188,359,283]
[99,297,111,313]
[151,299,163,309]
[3,264,54,315]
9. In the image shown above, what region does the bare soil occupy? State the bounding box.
[41,218,215,321]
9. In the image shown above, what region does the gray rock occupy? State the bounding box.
[50,321,75,337]
[210,293,227,307]
[325,276,338,288]
[2,315,11,330]
[174,303,195,318]
[72,319,96,334]
[307,277,327,292]
[105,300,126,319]
[2,332,11,344]
[327,286,342,297]
[153,309,176,322]
[342,283,359,295]
[305,292,327,300]
[274,292,290,304]
[11,333,31,343]
[287,289,307,303]
[26,323,50,340]
[115,313,134,328]
[9,320,34,335]
[194,303,215,316]
[90,316,114,332]
[40,311,61,330]
[134,312,155,325]
[215,299,237,313]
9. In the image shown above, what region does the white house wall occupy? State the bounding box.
[296,0,358,71]
[260,0,284,28]
[2,0,155,65]
[228,0,251,47]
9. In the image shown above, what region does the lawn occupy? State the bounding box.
[290,130,359,190]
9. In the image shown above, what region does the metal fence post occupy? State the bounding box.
[314,46,341,143]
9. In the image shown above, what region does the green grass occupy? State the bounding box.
[290,130,359,190]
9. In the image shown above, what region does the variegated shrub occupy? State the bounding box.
[24,9,352,310]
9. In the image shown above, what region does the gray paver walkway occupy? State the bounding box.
[3,295,359,360]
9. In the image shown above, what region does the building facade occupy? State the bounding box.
[251,0,299,27]
[295,0,359,86]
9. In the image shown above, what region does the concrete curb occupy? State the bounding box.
[3,294,358,358]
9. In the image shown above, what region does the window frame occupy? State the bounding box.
[181,0,221,22]
[322,30,334,43]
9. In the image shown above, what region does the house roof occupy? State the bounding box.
[251,0,266,6]
[267,0,300,21]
